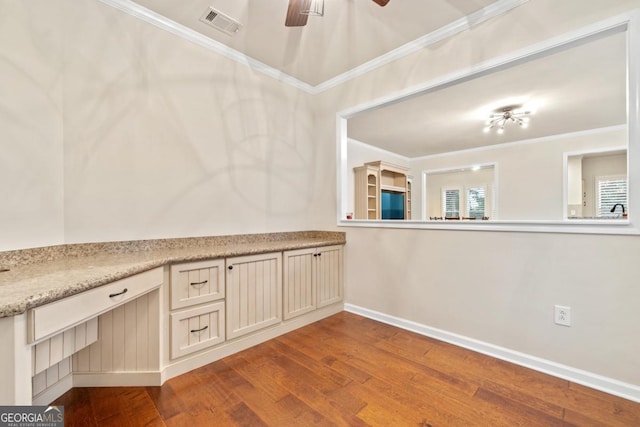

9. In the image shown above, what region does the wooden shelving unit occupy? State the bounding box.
[354,165,379,220]
[407,179,412,220]
[354,161,411,220]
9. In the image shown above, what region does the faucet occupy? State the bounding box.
[610,204,626,216]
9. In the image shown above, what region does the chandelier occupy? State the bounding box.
[483,104,531,134]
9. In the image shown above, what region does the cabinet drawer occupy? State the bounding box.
[28,267,163,343]
[170,302,225,359]
[170,259,225,310]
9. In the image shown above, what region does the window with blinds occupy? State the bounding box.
[466,187,486,219]
[442,189,460,218]
[596,175,627,217]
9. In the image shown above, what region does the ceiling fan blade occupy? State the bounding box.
[372,0,390,6]
[285,0,311,27]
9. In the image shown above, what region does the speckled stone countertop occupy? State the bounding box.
[0,231,345,318]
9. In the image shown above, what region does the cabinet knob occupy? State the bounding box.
[228,265,233,270]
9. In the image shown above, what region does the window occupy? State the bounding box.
[442,188,460,218]
[466,187,486,219]
[441,186,489,219]
[596,175,627,217]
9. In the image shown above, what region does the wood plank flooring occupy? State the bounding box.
[54,312,640,426]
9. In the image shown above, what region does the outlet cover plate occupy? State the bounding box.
[554,305,571,326]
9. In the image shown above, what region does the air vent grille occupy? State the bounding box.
[199,7,241,36]
[205,11,217,22]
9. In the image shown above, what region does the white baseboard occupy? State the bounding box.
[72,371,163,387]
[65,304,343,390]
[30,303,344,404]
[344,303,640,403]
[161,303,344,382]
[32,373,73,406]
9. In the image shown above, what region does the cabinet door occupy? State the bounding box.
[170,259,225,310]
[315,245,344,308]
[170,302,225,359]
[226,253,282,340]
[283,248,315,320]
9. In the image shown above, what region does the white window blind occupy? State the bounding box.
[596,175,627,217]
[466,187,486,219]
[442,189,460,218]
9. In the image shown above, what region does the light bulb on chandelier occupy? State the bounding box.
[483,104,532,134]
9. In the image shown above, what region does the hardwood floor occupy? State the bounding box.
[54,312,640,426]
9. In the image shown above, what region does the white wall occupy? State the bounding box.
[0,1,65,250]
[411,128,626,220]
[317,0,640,390]
[0,0,331,249]
[61,0,329,243]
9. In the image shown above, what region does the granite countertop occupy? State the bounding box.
[0,231,345,318]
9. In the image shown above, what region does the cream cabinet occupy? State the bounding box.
[283,248,315,320]
[170,302,225,359]
[169,260,226,360]
[226,252,282,340]
[315,245,344,308]
[170,259,225,310]
[283,245,343,320]
[28,268,163,343]
[1,236,347,406]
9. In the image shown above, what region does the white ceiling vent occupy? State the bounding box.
[199,7,241,36]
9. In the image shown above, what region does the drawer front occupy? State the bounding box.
[28,267,163,343]
[170,259,225,310]
[170,302,225,359]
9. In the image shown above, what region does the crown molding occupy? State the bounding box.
[348,138,412,164]
[98,0,528,95]
[410,124,628,161]
[313,0,529,93]
[97,0,316,93]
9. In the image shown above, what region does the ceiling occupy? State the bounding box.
[131,0,497,86]
[125,1,625,159]
[347,29,627,158]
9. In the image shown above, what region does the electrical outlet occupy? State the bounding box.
[554,305,571,326]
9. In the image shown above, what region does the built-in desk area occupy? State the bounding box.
[0,231,345,405]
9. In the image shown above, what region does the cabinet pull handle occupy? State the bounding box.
[190,325,208,333]
[109,288,128,298]
[228,265,233,270]
[190,280,208,286]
